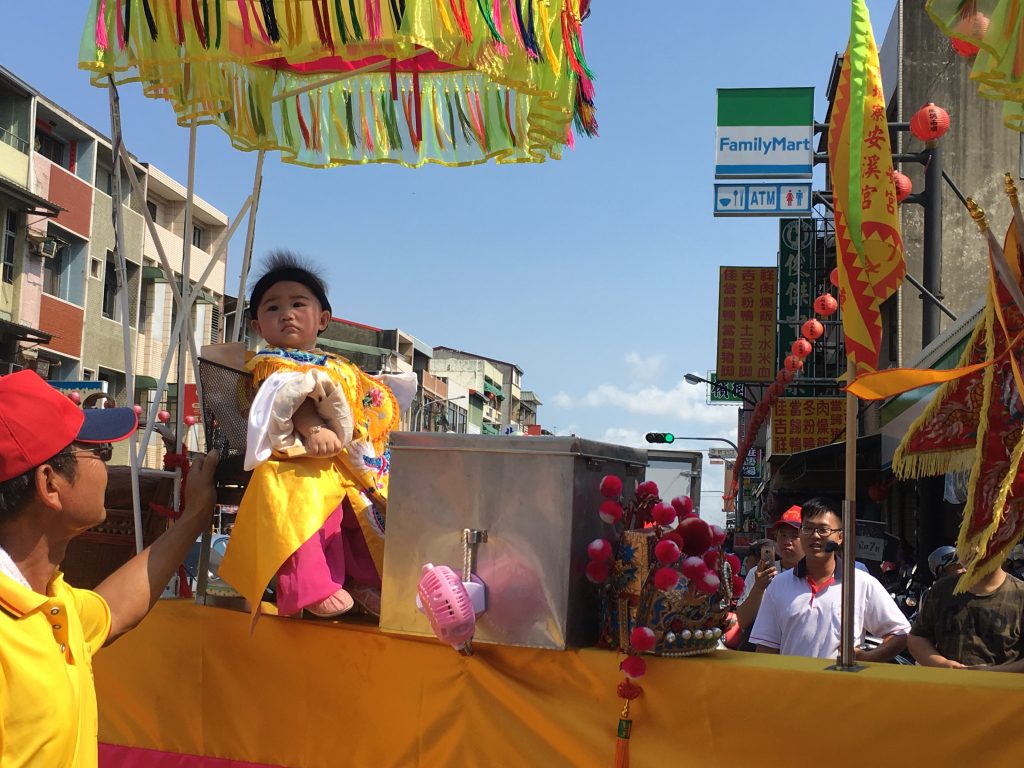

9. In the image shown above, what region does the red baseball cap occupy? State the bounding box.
[770,505,803,532]
[0,371,138,482]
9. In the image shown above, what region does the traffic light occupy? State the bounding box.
[645,432,675,444]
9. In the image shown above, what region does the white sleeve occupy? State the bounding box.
[244,371,311,470]
[736,567,758,607]
[861,573,911,637]
[375,372,417,415]
[749,579,782,649]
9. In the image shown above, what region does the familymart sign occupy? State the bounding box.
[715,88,814,179]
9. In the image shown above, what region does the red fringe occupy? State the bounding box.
[191,0,208,47]
[295,97,312,148]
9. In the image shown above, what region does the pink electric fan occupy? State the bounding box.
[416,563,487,653]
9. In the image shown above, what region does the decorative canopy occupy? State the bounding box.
[79,0,596,167]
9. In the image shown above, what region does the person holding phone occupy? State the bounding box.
[734,505,805,638]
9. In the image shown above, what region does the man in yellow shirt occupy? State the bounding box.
[0,371,218,767]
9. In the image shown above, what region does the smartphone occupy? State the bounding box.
[761,540,777,567]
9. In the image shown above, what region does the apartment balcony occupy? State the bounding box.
[144,225,225,289]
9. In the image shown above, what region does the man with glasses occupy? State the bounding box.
[749,497,909,661]
[0,370,219,767]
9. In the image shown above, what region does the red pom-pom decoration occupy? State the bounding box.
[132,404,143,415]
[157,410,171,423]
[599,500,623,525]
[697,571,721,595]
[651,502,677,527]
[68,391,82,405]
[654,566,680,591]
[654,538,681,565]
[814,293,839,317]
[661,531,685,550]
[710,524,727,546]
[680,556,708,582]
[588,538,613,562]
[585,559,610,583]
[791,338,813,359]
[732,574,747,596]
[725,553,742,574]
[678,517,713,556]
[801,318,824,341]
[703,550,719,570]
[184,415,197,426]
[829,267,840,288]
[620,655,647,679]
[671,495,694,517]
[784,355,804,373]
[599,475,623,499]
[635,480,659,498]
[630,626,657,653]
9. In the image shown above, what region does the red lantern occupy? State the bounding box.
[910,102,950,145]
[892,171,912,202]
[801,318,824,341]
[767,381,784,399]
[814,293,839,316]
[951,36,980,57]
[791,338,813,359]
[829,267,840,288]
[776,367,795,385]
[784,355,804,373]
[867,482,889,503]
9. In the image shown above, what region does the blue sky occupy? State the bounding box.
[3,1,899,524]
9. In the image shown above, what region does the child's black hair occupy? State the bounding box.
[247,250,332,317]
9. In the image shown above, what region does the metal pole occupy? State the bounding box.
[922,144,943,346]
[837,389,861,670]
[671,436,741,521]
[232,150,266,342]
[106,78,145,555]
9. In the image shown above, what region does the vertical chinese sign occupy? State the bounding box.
[717,266,777,382]
[768,397,846,455]
[776,218,815,373]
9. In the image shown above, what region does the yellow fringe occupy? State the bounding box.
[536,0,560,78]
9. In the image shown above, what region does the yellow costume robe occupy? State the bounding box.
[219,347,399,614]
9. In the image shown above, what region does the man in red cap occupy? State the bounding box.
[0,370,219,767]
[735,505,804,637]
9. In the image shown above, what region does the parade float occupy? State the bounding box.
[70,1,1024,766]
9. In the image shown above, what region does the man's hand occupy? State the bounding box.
[305,426,343,457]
[182,450,219,523]
[754,564,777,590]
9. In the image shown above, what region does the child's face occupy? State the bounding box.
[250,280,330,349]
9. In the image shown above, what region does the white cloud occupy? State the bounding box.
[624,352,664,382]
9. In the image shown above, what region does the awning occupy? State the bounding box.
[134,375,159,390]
[0,177,61,217]
[766,434,881,495]
[315,336,391,357]
[142,266,167,283]
[0,318,51,344]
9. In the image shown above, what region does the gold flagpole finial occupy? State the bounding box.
[1006,173,1020,206]
[967,198,989,233]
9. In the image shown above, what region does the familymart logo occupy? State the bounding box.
[715,87,814,179]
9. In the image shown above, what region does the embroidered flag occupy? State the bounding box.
[828,0,905,376]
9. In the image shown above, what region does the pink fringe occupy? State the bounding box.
[492,0,509,56]
[237,0,253,45]
[508,0,524,49]
[115,0,125,49]
[566,125,575,149]
[96,0,110,50]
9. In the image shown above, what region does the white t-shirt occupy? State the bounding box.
[749,559,910,659]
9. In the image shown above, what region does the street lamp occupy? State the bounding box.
[683,372,756,407]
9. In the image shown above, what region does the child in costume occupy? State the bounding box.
[219,252,414,617]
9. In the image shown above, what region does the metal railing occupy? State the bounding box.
[0,126,29,154]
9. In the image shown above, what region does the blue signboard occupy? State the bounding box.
[713,183,813,217]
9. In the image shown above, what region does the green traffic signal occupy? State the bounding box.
[645,432,675,444]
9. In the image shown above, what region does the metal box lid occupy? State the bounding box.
[387,432,648,466]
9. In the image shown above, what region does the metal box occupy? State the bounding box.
[379,434,647,650]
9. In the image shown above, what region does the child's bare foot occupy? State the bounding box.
[305,588,354,617]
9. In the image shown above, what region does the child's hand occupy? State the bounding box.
[305,425,342,457]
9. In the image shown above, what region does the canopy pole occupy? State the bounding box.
[176,121,198,472]
[232,150,266,341]
[270,50,432,103]
[837,388,862,670]
[106,77,145,554]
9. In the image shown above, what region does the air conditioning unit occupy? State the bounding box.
[31,239,59,259]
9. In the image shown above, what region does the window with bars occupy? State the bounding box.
[210,305,222,344]
[2,210,16,284]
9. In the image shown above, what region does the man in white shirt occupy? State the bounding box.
[750,498,909,662]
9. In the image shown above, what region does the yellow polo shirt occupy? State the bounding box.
[0,570,111,767]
